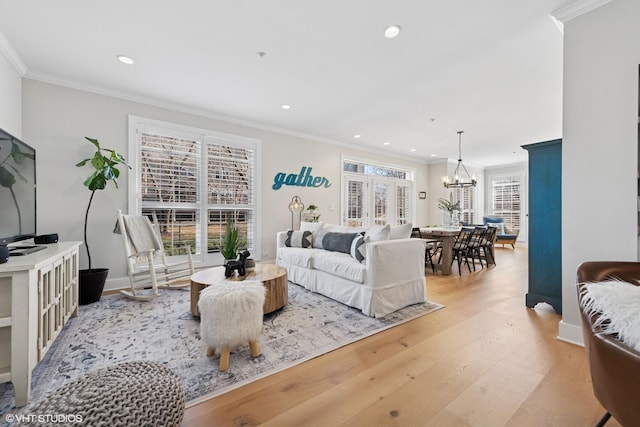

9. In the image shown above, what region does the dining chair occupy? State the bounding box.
[451,227,474,275]
[467,226,488,270]
[480,225,497,266]
[411,227,438,273]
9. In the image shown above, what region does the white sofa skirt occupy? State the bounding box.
[279,259,427,318]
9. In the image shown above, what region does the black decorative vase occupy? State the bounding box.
[79,268,109,305]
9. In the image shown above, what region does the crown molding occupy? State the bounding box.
[0,31,27,76]
[23,71,427,165]
[551,0,614,23]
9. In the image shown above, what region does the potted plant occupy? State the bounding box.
[76,137,130,304]
[220,218,246,262]
[438,197,460,228]
[305,204,321,222]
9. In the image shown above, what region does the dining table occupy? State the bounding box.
[419,226,461,276]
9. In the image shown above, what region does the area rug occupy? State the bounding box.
[0,283,443,419]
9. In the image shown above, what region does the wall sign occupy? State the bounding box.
[272,166,331,190]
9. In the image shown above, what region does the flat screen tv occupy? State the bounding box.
[0,128,37,246]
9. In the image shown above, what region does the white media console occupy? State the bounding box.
[0,241,81,407]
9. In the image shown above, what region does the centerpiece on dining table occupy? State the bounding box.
[437,196,460,228]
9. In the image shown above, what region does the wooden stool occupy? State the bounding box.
[197,280,265,371]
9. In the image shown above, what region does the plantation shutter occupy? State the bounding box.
[492,177,521,231]
[205,137,255,253]
[396,182,411,225]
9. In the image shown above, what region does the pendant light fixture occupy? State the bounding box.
[442,131,477,188]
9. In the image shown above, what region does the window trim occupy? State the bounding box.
[128,115,262,267]
[341,154,416,227]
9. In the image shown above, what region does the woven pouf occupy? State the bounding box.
[198,280,266,371]
[16,361,184,427]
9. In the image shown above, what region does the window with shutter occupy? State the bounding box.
[343,158,414,227]
[131,117,259,262]
[491,176,522,231]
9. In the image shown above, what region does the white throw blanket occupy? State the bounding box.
[580,280,640,352]
[122,215,163,254]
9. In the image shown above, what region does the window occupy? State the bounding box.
[453,186,476,224]
[342,158,414,227]
[129,117,259,263]
[491,176,522,231]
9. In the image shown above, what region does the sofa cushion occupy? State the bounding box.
[312,250,366,283]
[364,224,390,242]
[285,230,312,248]
[278,247,317,268]
[390,223,412,239]
[323,232,358,254]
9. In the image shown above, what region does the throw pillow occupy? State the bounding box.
[300,221,324,234]
[390,223,412,239]
[285,230,312,248]
[489,223,505,235]
[322,232,358,254]
[313,229,327,249]
[301,221,326,249]
[364,224,390,242]
[350,234,366,262]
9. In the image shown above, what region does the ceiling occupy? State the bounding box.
[0,0,574,167]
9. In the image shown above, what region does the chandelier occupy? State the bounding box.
[442,131,477,188]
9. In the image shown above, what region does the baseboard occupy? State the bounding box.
[558,320,584,346]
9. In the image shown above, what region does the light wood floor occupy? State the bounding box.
[183,248,618,427]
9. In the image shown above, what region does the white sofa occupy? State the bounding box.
[276,222,427,318]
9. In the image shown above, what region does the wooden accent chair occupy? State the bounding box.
[576,261,640,426]
[116,209,194,300]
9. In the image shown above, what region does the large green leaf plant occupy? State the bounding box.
[76,137,130,271]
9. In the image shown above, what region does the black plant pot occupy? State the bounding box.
[79,268,109,305]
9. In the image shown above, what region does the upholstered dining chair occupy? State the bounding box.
[576,261,640,427]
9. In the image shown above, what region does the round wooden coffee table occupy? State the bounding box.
[190,263,288,317]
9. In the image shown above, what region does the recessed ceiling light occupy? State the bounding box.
[384,25,401,39]
[383,142,390,146]
[353,134,361,139]
[117,55,134,65]
[410,148,417,152]
[430,154,437,157]
[281,104,291,110]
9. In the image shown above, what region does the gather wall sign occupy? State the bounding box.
[272,166,331,190]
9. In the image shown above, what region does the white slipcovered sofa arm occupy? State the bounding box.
[365,238,426,289]
[276,231,288,249]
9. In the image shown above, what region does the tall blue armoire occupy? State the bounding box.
[522,139,562,314]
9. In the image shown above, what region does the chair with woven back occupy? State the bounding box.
[116,209,195,300]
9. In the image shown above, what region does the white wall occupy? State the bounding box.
[0,45,21,136]
[22,79,430,290]
[560,0,640,344]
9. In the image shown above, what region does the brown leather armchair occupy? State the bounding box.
[576,261,640,427]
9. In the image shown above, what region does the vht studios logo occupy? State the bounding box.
[272,166,331,190]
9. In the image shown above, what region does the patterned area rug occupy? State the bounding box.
[1,282,443,420]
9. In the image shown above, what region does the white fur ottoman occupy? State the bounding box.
[198,280,266,371]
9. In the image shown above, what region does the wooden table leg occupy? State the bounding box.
[437,235,454,276]
[190,280,205,317]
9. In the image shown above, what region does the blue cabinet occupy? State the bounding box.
[522,139,562,314]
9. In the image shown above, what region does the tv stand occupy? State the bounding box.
[8,245,46,256]
[0,242,81,407]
